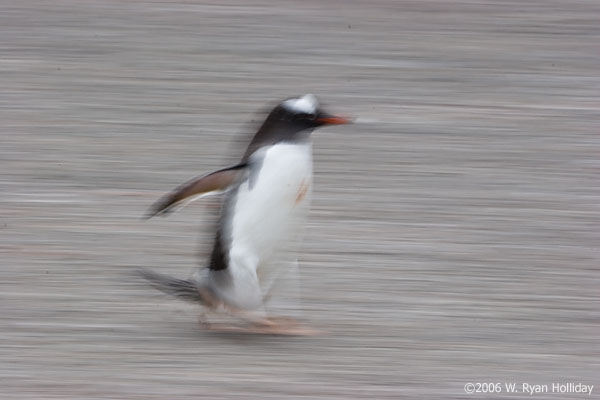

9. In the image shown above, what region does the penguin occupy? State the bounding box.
[139,94,350,334]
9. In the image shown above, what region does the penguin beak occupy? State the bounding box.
[315,111,352,125]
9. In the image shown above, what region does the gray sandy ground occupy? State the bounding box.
[1,1,599,398]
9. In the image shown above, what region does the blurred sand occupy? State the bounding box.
[1,1,599,398]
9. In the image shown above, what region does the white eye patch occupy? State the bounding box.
[282,94,319,114]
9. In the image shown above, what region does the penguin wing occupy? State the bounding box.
[145,163,247,218]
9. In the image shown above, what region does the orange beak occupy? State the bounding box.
[315,115,352,125]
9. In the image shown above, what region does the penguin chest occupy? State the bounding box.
[229,143,313,265]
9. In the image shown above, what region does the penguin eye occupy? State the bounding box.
[296,112,316,121]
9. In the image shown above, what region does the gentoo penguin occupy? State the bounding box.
[140,94,350,334]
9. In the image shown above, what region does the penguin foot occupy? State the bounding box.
[197,311,212,329]
[249,317,322,336]
[199,317,321,336]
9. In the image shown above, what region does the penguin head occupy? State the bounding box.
[242,95,351,159]
[271,94,351,131]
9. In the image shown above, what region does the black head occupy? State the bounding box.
[270,94,351,131]
[242,94,350,160]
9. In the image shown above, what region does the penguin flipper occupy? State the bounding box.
[145,163,247,218]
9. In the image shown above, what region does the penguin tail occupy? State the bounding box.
[136,268,207,304]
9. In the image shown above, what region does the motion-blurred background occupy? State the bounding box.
[1,1,598,398]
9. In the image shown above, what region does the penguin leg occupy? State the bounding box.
[203,251,270,326]
[197,309,212,328]
[259,258,307,333]
[262,258,301,312]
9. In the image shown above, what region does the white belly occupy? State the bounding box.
[229,143,312,275]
